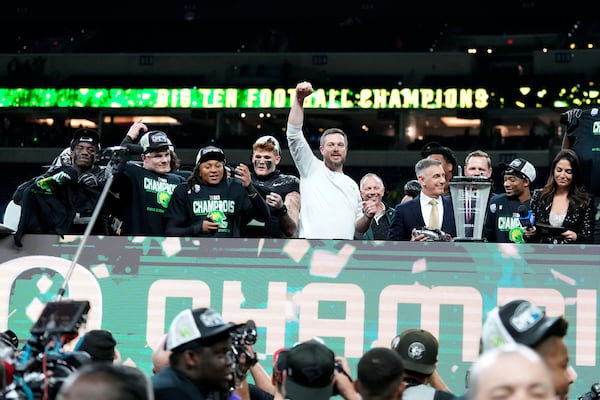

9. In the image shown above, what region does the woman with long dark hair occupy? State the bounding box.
[525,149,594,244]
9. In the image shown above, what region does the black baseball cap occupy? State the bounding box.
[76,329,117,362]
[280,340,335,400]
[139,130,170,154]
[196,145,226,165]
[391,328,439,374]
[71,128,100,151]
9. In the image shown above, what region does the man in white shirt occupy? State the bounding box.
[286,81,363,239]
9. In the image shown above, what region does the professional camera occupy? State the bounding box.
[97,146,130,175]
[332,361,353,396]
[230,320,258,385]
[0,300,91,400]
[579,383,600,400]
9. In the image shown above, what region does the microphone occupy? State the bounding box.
[517,205,535,228]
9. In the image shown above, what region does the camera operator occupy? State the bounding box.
[391,329,455,400]
[151,307,246,400]
[232,343,274,400]
[271,339,357,400]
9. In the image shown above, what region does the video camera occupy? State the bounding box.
[579,383,600,400]
[97,146,130,177]
[230,320,258,385]
[1,300,91,400]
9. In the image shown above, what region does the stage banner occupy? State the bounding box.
[0,235,598,398]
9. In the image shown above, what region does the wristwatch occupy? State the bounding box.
[277,204,288,216]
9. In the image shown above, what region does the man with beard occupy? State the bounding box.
[483,158,536,243]
[12,128,108,246]
[242,135,300,238]
[151,307,244,400]
[286,81,362,240]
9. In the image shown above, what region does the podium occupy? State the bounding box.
[449,176,492,242]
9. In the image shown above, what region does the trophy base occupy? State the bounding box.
[454,237,487,242]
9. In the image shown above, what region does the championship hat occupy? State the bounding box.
[481,299,562,352]
[139,130,170,154]
[70,128,100,151]
[503,158,536,182]
[166,308,242,352]
[196,145,226,165]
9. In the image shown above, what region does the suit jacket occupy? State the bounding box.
[387,195,456,241]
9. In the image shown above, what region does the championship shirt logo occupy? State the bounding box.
[157,192,171,208]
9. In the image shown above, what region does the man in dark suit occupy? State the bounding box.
[387,158,456,241]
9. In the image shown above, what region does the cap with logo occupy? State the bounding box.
[481,299,562,352]
[391,328,438,374]
[196,145,226,165]
[139,130,171,154]
[503,158,536,182]
[277,340,335,400]
[70,128,100,151]
[165,307,242,352]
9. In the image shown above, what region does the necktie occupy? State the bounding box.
[429,199,440,229]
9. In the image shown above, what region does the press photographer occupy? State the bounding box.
[230,320,274,400]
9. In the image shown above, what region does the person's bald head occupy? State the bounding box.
[468,343,554,400]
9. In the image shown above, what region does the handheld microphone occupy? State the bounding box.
[517,205,535,228]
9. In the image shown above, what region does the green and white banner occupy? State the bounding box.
[0,235,598,398]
